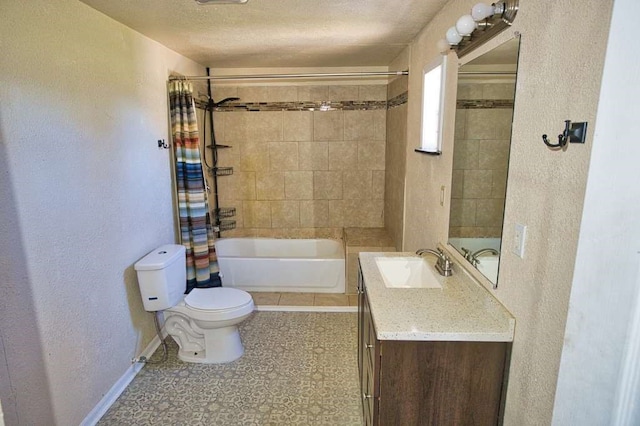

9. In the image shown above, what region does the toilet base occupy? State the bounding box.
[172,324,245,364]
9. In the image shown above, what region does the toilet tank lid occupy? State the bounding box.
[134,244,185,271]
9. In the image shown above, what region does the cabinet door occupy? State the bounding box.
[362,291,379,426]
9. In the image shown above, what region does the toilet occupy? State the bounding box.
[134,244,254,364]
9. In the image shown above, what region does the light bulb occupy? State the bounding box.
[456,14,477,36]
[445,26,463,45]
[436,38,450,54]
[471,2,495,21]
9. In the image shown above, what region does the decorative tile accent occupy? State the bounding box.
[456,99,515,109]
[387,91,408,109]
[99,312,361,426]
[196,99,388,112]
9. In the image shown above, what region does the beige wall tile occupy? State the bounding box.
[328,142,357,170]
[451,169,464,199]
[313,111,343,141]
[237,86,297,102]
[452,139,479,170]
[279,293,313,306]
[269,142,299,171]
[482,83,516,100]
[492,169,508,199]
[372,170,385,200]
[465,109,497,140]
[270,200,300,228]
[300,200,329,227]
[224,111,283,142]
[313,171,342,199]
[462,169,493,199]
[475,198,505,227]
[239,141,270,172]
[217,173,238,201]
[298,142,328,171]
[344,110,385,141]
[284,171,313,199]
[357,140,386,171]
[297,85,328,102]
[243,200,271,228]
[328,85,359,101]
[359,85,387,101]
[449,198,477,227]
[283,111,313,141]
[328,200,345,227]
[495,109,515,139]
[387,75,408,100]
[456,83,483,100]
[478,139,510,170]
[236,171,256,200]
[210,86,238,102]
[342,199,384,227]
[343,170,372,200]
[454,109,467,140]
[255,171,284,200]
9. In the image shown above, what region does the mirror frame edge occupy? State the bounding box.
[444,30,522,291]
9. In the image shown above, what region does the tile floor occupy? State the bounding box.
[99,311,362,426]
[249,292,358,307]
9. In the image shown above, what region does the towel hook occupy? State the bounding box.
[542,120,588,149]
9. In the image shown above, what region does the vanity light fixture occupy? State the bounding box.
[438,1,519,57]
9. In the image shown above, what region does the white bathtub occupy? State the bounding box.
[215,238,345,293]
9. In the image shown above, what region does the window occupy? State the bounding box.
[417,56,447,155]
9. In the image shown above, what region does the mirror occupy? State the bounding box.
[447,36,521,286]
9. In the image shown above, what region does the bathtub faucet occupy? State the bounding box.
[415,248,453,277]
[470,248,500,267]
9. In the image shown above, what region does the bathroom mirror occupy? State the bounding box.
[447,36,520,287]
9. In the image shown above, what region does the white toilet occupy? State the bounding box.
[134,244,254,364]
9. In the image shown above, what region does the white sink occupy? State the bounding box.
[374,257,442,289]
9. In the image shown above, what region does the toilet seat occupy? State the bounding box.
[169,287,254,322]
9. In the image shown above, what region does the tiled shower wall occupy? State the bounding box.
[204,85,387,239]
[385,76,408,251]
[448,82,515,238]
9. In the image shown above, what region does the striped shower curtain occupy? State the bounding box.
[169,80,221,292]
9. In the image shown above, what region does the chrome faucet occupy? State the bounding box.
[415,248,453,277]
[470,248,500,266]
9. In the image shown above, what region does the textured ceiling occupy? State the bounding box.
[79,0,449,68]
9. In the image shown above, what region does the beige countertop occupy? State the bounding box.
[359,252,515,342]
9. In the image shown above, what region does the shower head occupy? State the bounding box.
[213,97,240,107]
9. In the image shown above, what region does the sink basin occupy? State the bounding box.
[374,257,442,289]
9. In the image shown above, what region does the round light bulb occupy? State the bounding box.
[436,38,450,54]
[456,14,477,36]
[471,2,495,21]
[445,26,463,45]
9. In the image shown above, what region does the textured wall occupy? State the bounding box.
[205,84,387,239]
[403,0,612,424]
[0,1,203,424]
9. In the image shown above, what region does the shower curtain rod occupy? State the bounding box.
[458,71,517,75]
[169,70,408,81]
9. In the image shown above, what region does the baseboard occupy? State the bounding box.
[256,305,357,313]
[80,332,165,426]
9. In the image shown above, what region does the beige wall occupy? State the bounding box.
[403,0,612,424]
[0,1,204,424]
[205,84,387,239]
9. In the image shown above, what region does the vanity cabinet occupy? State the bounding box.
[357,262,510,426]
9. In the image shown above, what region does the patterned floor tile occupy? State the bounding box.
[99,312,362,425]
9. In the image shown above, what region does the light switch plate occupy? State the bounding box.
[512,223,526,258]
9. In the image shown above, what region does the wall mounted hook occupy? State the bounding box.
[158,139,169,149]
[542,120,588,149]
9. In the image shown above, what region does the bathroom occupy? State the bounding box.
[1,0,639,425]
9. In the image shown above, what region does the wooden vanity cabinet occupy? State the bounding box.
[357,263,510,426]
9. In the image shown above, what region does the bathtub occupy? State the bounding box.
[215,238,345,293]
[448,237,501,283]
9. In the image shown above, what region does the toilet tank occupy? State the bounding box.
[134,244,186,311]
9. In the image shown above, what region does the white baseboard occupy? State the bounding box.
[256,305,357,313]
[80,333,165,426]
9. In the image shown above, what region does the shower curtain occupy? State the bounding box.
[169,80,221,292]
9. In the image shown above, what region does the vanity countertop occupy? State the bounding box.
[359,252,515,342]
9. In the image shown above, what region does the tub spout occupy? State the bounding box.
[415,248,453,277]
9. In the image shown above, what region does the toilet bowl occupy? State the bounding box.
[134,244,254,364]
